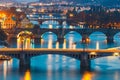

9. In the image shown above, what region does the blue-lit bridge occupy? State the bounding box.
[0,48,120,70]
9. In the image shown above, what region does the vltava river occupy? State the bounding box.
[1,24,120,80]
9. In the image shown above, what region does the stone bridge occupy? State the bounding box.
[3,28,120,44]
[0,48,119,71]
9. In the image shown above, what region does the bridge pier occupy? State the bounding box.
[34,37,41,44]
[57,37,64,48]
[107,36,114,44]
[19,54,31,71]
[80,52,91,72]
[81,36,90,44]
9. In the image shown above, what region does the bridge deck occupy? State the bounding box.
[0,48,119,53]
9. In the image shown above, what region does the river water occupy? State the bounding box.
[1,24,120,80]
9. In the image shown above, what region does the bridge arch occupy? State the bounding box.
[89,31,107,41]
[114,32,120,42]
[41,31,58,42]
[31,54,81,61]
[64,31,82,48]
[91,56,120,68]
[64,31,82,42]
[17,31,34,48]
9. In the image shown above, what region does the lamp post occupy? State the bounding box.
[82,37,90,52]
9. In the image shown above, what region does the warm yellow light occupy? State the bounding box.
[90,52,96,55]
[0,13,6,18]
[56,41,59,49]
[82,71,93,80]
[96,41,99,50]
[69,13,74,17]
[49,14,52,17]
[86,38,90,43]
[113,52,119,56]
[41,9,45,13]
[49,24,53,29]
[24,70,31,80]
[48,39,52,49]
[63,39,66,49]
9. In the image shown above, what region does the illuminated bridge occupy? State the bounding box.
[0,48,120,70]
[4,28,120,44]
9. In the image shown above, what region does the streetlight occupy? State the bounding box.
[82,37,90,52]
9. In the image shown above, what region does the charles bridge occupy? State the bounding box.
[3,27,120,44]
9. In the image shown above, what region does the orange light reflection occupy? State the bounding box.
[82,71,94,80]
[23,70,31,80]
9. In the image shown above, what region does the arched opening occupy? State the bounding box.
[89,31,107,49]
[64,31,82,48]
[89,31,106,41]
[114,32,120,47]
[31,54,80,69]
[41,32,57,48]
[41,20,60,29]
[91,56,120,70]
[114,32,120,42]
[17,31,34,48]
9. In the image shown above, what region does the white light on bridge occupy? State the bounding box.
[48,39,53,49]
[49,14,53,17]
[49,24,53,29]
[63,39,66,49]
[113,52,119,56]
[96,41,99,50]
[56,41,59,49]
[69,38,73,49]
[70,25,73,29]
[72,43,76,49]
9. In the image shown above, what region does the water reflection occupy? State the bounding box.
[82,71,94,80]
[3,61,7,80]
[56,41,59,49]
[48,39,53,49]
[23,70,31,80]
[63,39,66,49]
[96,41,99,50]
[2,24,120,80]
